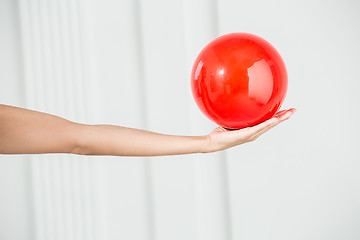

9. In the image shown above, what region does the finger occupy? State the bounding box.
[273,108,293,118]
[251,109,295,139]
[273,109,288,117]
[218,126,228,132]
[251,109,296,140]
[251,121,281,140]
[277,108,296,121]
[251,108,295,134]
[248,116,280,135]
[234,108,296,136]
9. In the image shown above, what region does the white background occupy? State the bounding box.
[1,0,360,239]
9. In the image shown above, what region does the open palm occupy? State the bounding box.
[207,108,296,152]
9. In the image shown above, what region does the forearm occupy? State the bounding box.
[75,124,210,156]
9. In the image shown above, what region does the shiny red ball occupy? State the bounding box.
[191,33,288,129]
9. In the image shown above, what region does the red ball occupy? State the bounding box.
[191,33,288,129]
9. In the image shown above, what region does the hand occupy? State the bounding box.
[206,108,296,152]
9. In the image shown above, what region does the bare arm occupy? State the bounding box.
[0,104,295,156]
[0,104,81,154]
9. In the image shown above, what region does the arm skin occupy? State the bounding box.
[0,104,295,156]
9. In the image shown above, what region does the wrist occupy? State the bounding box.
[200,135,213,153]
